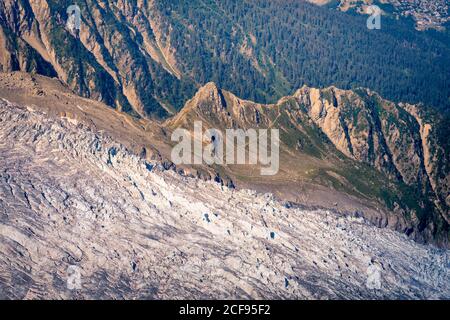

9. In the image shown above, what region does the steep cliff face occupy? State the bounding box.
[0,0,131,113]
[0,1,56,77]
[169,82,449,246]
[294,87,429,187]
[0,0,196,118]
[403,104,450,224]
[294,86,450,226]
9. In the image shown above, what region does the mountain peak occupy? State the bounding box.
[189,82,228,111]
[199,81,220,92]
[195,82,222,101]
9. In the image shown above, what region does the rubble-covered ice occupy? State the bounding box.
[0,100,448,299]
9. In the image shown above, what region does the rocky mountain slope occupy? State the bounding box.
[0,98,449,299]
[168,81,449,246]
[0,71,448,246]
[0,0,195,118]
[1,0,449,116]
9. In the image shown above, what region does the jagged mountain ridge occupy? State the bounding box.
[0,98,449,299]
[1,0,450,118]
[0,71,448,246]
[168,82,449,245]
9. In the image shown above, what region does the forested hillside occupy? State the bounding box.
[1,0,449,116]
[162,0,450,109]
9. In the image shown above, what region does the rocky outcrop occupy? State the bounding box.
[304,87,450,242]
[293,86,448,211]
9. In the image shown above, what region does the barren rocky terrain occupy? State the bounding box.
[0,98,448,299]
